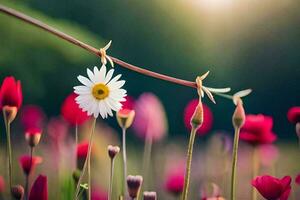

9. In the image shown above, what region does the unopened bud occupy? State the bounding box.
[3,106,17,124]
[143,191,157,200]
[117,109,135,129]
[296,122,300,139]
[191,101,203,130]
[72,169,81,184]
[25,128,42,147]
[232,99,245,129]
[127,175,143,199]
[108,145,120,159]
[11,185,24,200]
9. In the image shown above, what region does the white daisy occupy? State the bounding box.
[74,65,127,118]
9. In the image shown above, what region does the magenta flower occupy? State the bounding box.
[252,175,291,200]
[257,144,279,167]
[164,171,184,196]
[287,106,300,124]
[296,173,300,185]
[133,93,167,141]
[29,175,48,200]
[92,187,108,200]
[19,155,43,176]
[20,105,46,130]
[183,99,213,136]
[0,176,4,193]
[121,95,135,110]
[0,76,22,110]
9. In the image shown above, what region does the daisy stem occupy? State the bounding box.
[108,158,115,200]
[74,118,96,200]
[122,127,127,198]
[3,110,13,197]
[181,127,197,200]
[252,146,259,200]
[230,127,240,200]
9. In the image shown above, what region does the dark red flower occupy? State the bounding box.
[0,176,4,193]
[287,106,300,124]
[0,76,22,110]
[252,175,291,200]
[164,171,184,196]
[240,114,277,145]
[20,105,46,130]
[121,95,135,110]
[61,93,89,126]
[29,175,48,200]
[77,141,90,170]
[295,173,300,185]
[184,99,213,136]
[19,155,43,175]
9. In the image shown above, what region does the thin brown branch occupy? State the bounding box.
[0,4,197,89]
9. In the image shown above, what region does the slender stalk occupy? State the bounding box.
[25,147,34,200]
[142,135,153,190]
[230,127,241,200]
[252,147,259,200]
[181,127,197,200]
[3,110,13,196]
[122,128,127,198]
[108,158,115,200]
[74,118,97,200]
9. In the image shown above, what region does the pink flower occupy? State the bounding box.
[133,93,167,141]
[0,176,4,193]
[287,106,300,124]
[165,171,184,196]
[19,155,43,175]
[92,187,108,200]
[61,93,90,126]
[20,105,46,130]
[295,174,300,185]
[258,144,279,167]
[252,175,291,200]
[47,117,68,145]
[0,76,22,110]
[184,99,213,135]
[240,114,277,145]
[29,175,48,200]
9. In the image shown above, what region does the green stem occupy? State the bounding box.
[230,127,240,200]
[108,158,115,200]
[74,118,97,200]
[25,147,34,200]
[142,135,153,191]
[3,110,13,197]
[181,127,197,200]
[252,147,259,200]
[122,127,127,198]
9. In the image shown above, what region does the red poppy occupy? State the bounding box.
[0,176,4,193]
[20,105,46,130]
[296,173,300,185]
[252,175,291,200]
[61,93,89,126]
[19,155,43,175]
[164,171,184,196]
[184,99,213,136]
[29,175,48,200]
[240,114,277,145]
[287,106,300,124]
[0,76,22,110]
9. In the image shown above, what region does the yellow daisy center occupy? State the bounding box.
[92,83,109,100]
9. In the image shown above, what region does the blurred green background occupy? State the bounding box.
[0,0,299,140]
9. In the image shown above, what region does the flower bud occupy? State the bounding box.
[25,128,42,147]
[296,122,300,139]
[11,185,24,200]
[143,191,157,200]
[3,106,18,123]
[232,99,245,129]
[190,101,203,130]
[127,175,143,199]
[108,145,120,159]
[117,109,135,129]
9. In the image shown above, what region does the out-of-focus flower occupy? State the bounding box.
[77,141,89,170]
[0,176,4,193]
[20,105,46,130]
[91,187,108,200]
[0,76,22,110]
[127,175,143,199]
[47,117,68,145]
[252,175,291,200]
[201,183,224,200]
[164,170,184,196]
[29,175,48,200]
[11,185,24,200]
[295,174,300,185]
[117,109,135,129]
[143,191,157,200]
[19,155,43,175]
[61,93,90,126]
[240,114,277,145]
[74,65,126,118]
[258,144,279,167]
[133,93,167,141]
[25,128,42,147]
[121,95,135,110]
[184,99,213,135]
[287,106,300,124]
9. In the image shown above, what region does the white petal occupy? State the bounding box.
[108,80,125,90]
[104,69,114,84]
[103,100,113,116]
[74,86,91,95]
[78,75,93,87]
[87,68,97,83]
[98,64,107,83]
[107,74,122,85]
